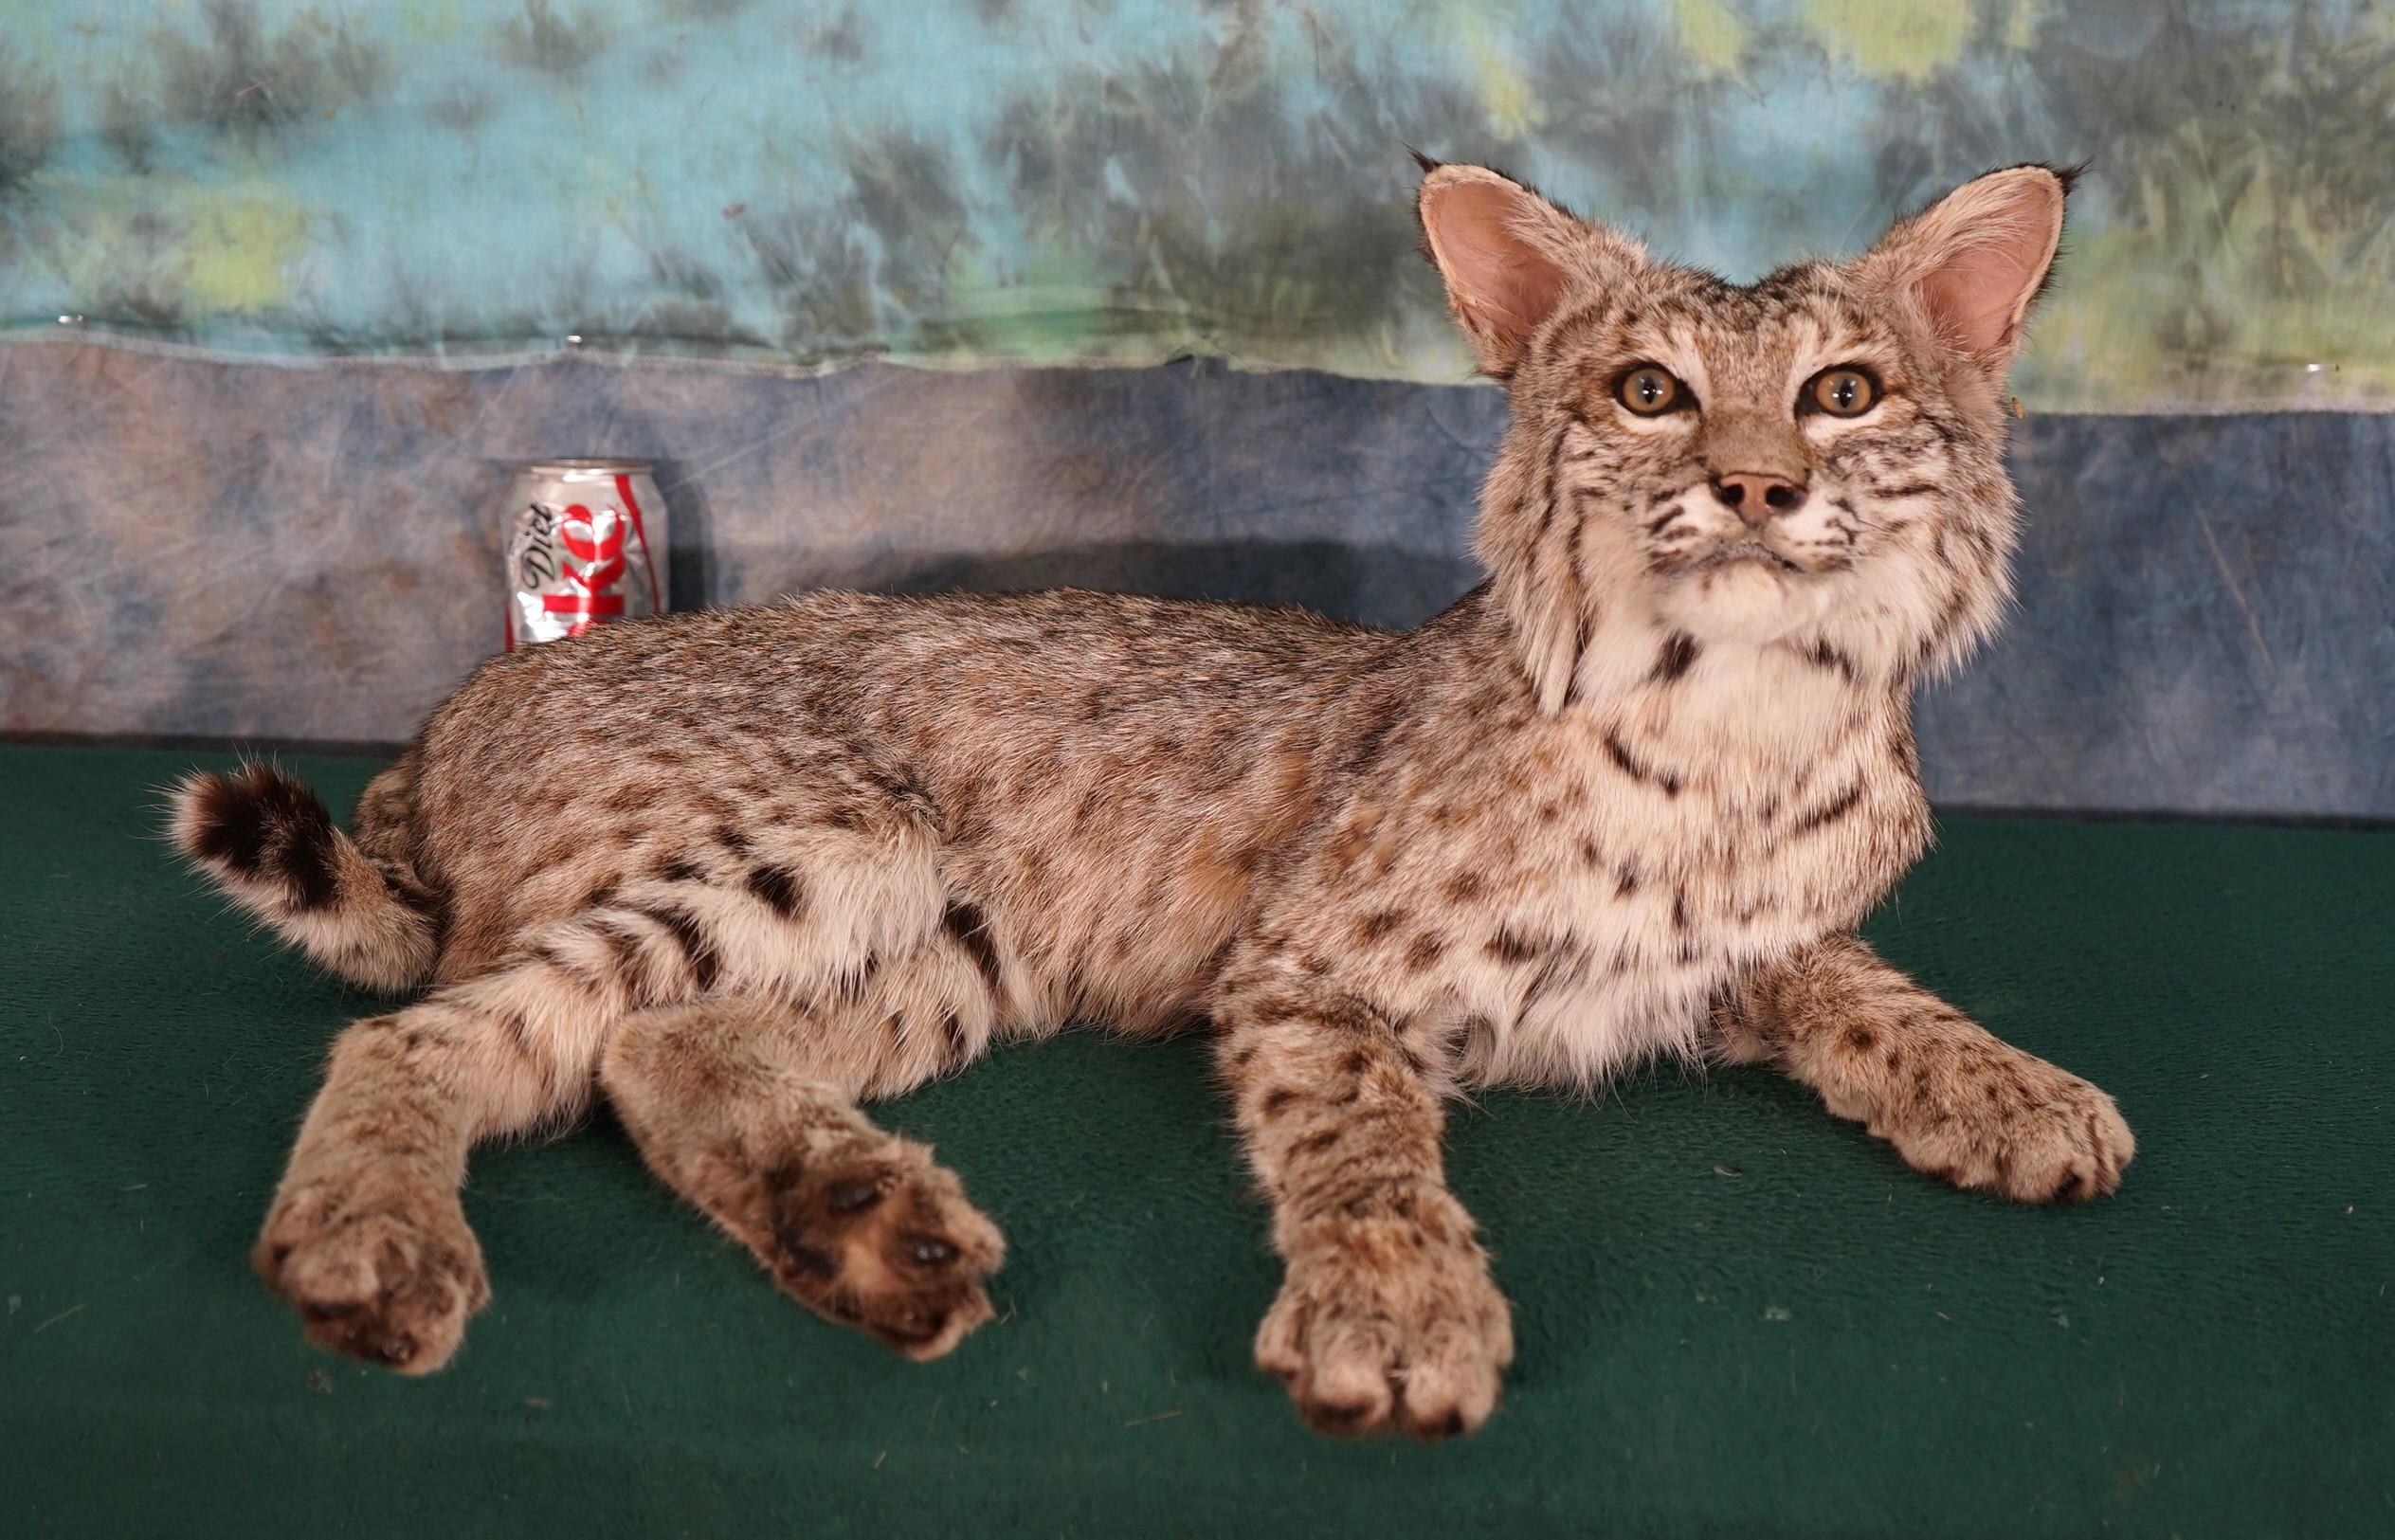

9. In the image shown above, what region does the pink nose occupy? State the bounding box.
[1712,472,1805,527]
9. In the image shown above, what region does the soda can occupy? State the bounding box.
[501,460,668,648]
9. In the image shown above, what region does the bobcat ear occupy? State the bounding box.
[1861,164,2071,374]
[1416,163,1588,380]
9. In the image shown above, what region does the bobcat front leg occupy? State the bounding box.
[1214,970,1512,1440]
[1717,934,2135,1203]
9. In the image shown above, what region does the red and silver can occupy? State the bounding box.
[502,460,669,648]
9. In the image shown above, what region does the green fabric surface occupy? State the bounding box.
[2,743,2388,1537]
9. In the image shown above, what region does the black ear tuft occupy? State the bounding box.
[1404,143,1442,176]
[1983,158,2086,200]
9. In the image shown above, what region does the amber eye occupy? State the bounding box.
[1617,364,1684,415]
[1807,367,1878,417]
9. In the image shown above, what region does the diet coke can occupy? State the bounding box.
[501,460,668,648]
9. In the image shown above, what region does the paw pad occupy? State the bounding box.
[740,1141,1006,1361]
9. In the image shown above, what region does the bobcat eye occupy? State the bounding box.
[1616,365,1684,415]
[1806,366,1878,417]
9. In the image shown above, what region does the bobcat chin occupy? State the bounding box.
[172,158,2130,1438]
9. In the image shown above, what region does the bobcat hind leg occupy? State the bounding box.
[602,978,1007,1359]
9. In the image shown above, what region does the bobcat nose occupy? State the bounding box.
[1712,472,1806,528]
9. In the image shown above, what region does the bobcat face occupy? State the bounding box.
[1530,268,2004,650]
[1418,159,2068,702]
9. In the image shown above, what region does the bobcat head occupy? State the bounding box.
[1418,160,2070,711]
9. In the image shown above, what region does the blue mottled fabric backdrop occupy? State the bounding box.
[7,0,2395,407]
[0,1,2388,818]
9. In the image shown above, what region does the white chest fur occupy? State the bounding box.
[1443,642,1923,1090]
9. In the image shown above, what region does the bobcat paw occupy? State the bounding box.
[1878,1047,2135,1204]
[748,1136,1006,1360]
[254,1180,489,1374]
[1255,1204,1515,1440]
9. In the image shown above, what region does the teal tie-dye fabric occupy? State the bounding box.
[2,0,2390,409]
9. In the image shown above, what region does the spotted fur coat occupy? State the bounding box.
[172,158,2132,1440]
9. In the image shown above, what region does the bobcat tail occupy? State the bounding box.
[170,762,440,992]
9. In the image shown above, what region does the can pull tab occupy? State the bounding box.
[542,504,628,633]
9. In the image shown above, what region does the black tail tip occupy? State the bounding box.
[176,764,340,911]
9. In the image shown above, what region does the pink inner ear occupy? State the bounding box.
[1427,182,1569,346]
[1910,175,2064,358]
[1920,243,2041,355]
